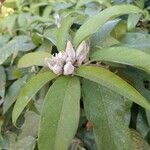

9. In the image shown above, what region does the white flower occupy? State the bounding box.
[64,61,74,75]
[45,40,89,75]
[52,64,63,75]
[45,58,55,70]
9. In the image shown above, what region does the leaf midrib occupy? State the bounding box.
[54,78,71,149]
[97,85,117,149]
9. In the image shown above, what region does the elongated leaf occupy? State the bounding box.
[18,52,51,68]
[38,76,80,150]
[0,66,6,99]
[19,111,40,139]
[127,14,141,31]
[13,136,36,150]
[44,28,57,45]
[0,34,11,48]
[3,76,28,114]
[91,47,150,74]
[12,71,57,125]
[73,5,143,47]
[3,0,17,8]
[120,32,150,53]
[57,15,76,51]
[0,36,36,65]
[1,14,17,34]
[90,19,120,48]
[131,129,150,150]
[82,80,132,150]
[76,0,100,8]
[75,66,150,110]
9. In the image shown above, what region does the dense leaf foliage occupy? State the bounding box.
[0,0,150,150]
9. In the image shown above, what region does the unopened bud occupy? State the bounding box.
[76,41,89,66]
[45,58,55,70]
[52,64,63,75]
[64,61,74,75]
[65,41,76,63]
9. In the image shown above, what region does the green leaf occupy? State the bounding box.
[12,136,36,150]
[0,36,36,65]
[42,6,52,18]
[18,52,51,68]
[19,111,40,139]
[131,129,150,150]
[12,71,57,125]
[137,109,149,137]
[18,13,28,28]
[0,66,6,99]
[1,14,17,35]
[73,5,143,47]
[57,15,76,51]
[76,0,99,8]
[111,21,127,40]
[0,34,11,48]
[127,14,141,31]
[3,0,17,8]
[75,66,150,111]
[91,47,150,74]
[38,76,80,150]
[90,19,120,48]
[82,80,132,150]
[120,32,150,53]
[44,28,57,45]
[3,76,28,114]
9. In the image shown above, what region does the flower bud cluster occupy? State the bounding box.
[45,41,89,75]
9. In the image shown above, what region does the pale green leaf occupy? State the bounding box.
[12,71,57,125]
[57,15,76,51]
[75,66,150,111]
[82,80,133,150]
[18,52,51,68]
[19,111,40,139]
[73,5,143,47]
[12,136,36,150]
[111,21,127,40]
[18,13,28,28]
[120,32,150,53]
[91,47,150,74]
[3,0,17,8]
[1,14,17,34]
[3,75,28,114]
[0,66,6,99]
[76,0,100,9]
[90,19,120,48]
[0,34,11,48]
[44,28,57,45]
[127,14,141,31]
[130,129,150,150]
[137,109,149,137]
[0,36,36,65]
[38,76,80,150]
